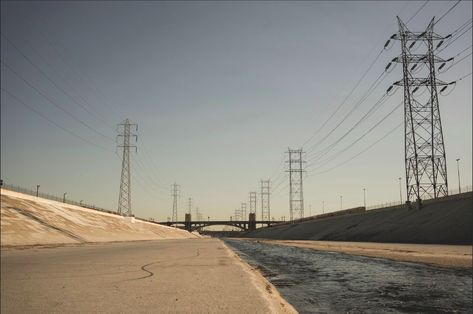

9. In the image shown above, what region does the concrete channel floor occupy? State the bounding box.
[1,238,296,314]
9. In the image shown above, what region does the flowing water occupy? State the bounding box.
[223,239,472,314]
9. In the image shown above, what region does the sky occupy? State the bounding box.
[1,1,472,223]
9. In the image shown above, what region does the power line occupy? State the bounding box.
[1,32,115,140]
[451,52,472,68]
[306,100,403,172]
[1,87,113,152]
[305,70,389,157]
[458,71,472,81]
[1,60,114,142]
[300,49,385,149]
[22,14,126,121]
[264,1,428,192]
[17,31,116,129]
[306,94,394,165]
[406,0,430,24]
[437,19,472,53]
[308,123,402,176]
[433,0,462,26]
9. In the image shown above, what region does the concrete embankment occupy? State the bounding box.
[244,192,472,245]
[0,189,196,247]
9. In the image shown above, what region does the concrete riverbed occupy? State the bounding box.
[1,238,295,313]
[224,238,472,313]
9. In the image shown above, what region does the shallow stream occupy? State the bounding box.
[223,239,472,313]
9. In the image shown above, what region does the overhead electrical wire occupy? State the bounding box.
[1,32,115,140]
[259,0,432,197]
[306,93,392,164]
[406,0,430,24]
[1,87,113,152]
[19,36,116,130]
[3,23,175,199]
[433,0,462,26]
[305,100,403,172]
[1,60,114,142]
[300,49,385,149]
[23,14,125,121]
[305,70,390,158]
[308,122,403,176]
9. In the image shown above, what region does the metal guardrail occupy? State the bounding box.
[366,185,472,210]
[1,183,117,215]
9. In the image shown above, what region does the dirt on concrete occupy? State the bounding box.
[1,189,197,247]
[244,192,472,245]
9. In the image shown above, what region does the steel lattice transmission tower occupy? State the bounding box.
[260,180,271,221]
[249,192,257,216]
[241,203,247,220]
[187,197,192,215]
[117,119,137,216]
[171,183,180,224]
[287,148,305,221]
[393,17,449,204]
[234,208,241,221]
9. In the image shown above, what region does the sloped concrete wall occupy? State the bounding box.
[244,193,472,245]
[1,189,197,246]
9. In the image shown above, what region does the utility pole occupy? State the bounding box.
[260,180,271,221]
[63,192,67,203]
[363,188,366,208]
[117,118,137,216]
[456,158,461,193]
[36,185,40,197]
[392,17,449,205]
[287,148,305,221]
[322,200,325,214]
[340,195,342,210]
[171,183,180,224]
[249,192,257,216]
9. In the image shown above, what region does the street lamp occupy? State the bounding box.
[340,195,343,210]
[322,201,325,214]
[36,185,40,197]
[398,177,402,204]
[363,188,366,208]
[63,192,67,203]
[456,158,461,194]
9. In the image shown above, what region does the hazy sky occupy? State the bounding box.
[1,1,472,222]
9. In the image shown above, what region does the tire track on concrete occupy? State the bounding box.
[119,249,202,282]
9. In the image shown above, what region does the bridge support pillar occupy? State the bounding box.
[248,213,256,231]
[185,213,192,232]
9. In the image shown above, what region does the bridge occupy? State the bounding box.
[157,213,284,232]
